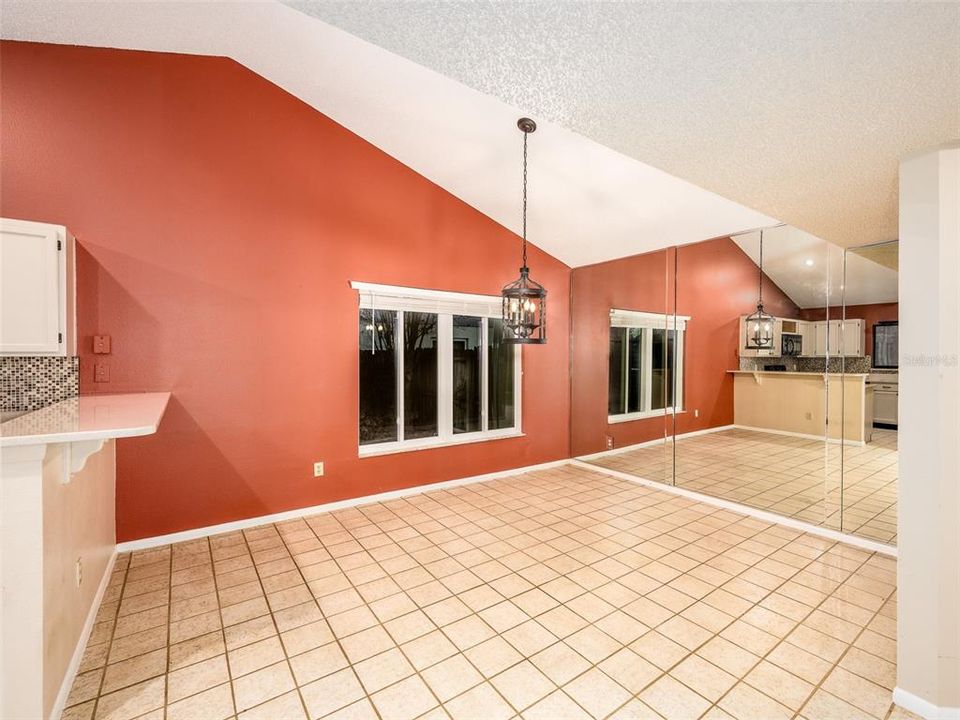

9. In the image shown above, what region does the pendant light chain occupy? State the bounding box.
[758,229,763,308]
[522,129,528,269]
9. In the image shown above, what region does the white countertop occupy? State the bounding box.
[728,370,869,378]
[0,392,170,447]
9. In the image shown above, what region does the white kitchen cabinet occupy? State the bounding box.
[0,218,75,355]
[840,318,865,357]
[810,319,864,357]
[799,321,815,356]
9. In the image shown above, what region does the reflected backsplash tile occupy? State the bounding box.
[738,355,872,373]
[0,356,79,412]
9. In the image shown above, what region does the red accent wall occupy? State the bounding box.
[0,42,571,541]
[800,303,899,361]
[570,238,800,456]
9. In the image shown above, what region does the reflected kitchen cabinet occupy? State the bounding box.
[811,319,864,357]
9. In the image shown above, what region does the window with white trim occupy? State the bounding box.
[355,282,521,456]
[608,309,687,422]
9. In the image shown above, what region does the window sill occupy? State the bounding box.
[608,409,686,424]
[359,430,525,458]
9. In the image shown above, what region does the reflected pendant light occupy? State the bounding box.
[501,117,547,344]
[745,229,776,349]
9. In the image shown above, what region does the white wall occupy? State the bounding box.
[896,143,960,718]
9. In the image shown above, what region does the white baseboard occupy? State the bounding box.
[117,458,569,552]
[49,549,118,720]
[576,424,735,461]
[733,424,867,447]
[571,459,897,557]
[893,686,960,720]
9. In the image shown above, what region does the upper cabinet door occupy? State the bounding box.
[1,218,74,355]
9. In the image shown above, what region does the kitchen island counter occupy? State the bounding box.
[729,371,873,444]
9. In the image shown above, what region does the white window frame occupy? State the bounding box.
[608,308,688,423]
[353,282,522,457]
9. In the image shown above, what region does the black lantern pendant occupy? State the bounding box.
[502,117,547,344]
[745,229,776,349]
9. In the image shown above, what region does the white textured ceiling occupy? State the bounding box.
[287,1,960,250]
[0,0,779,268]
[733,228,898,309]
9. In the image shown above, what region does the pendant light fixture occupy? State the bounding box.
[501,117,547,344]
[745,229,776,349]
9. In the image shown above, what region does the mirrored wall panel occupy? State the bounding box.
[570,226,898,549]
[670,229,835,529]
[571,247,674,485]
[840,241,899,543]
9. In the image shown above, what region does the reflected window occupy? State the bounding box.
[357,295,519,454]
[607,309,686,421]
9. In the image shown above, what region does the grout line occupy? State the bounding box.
[204,535,241,719]
[68,466,902,720]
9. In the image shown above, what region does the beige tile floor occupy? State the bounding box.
[62,464,915,720]
[587,429,898,544]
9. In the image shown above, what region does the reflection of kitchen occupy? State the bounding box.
[572,226,900,543]
[732,232,898,446]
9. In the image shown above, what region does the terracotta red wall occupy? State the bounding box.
[800,303,898,360]
[0,42,571,541]
[570,238,799,456]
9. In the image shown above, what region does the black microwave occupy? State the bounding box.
[781,333,802,356]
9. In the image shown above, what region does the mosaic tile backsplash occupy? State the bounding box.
[738,355,873,373]
[0,356,79,412]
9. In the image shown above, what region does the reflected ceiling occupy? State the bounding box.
[733,228,898,308]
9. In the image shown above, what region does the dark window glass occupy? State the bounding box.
[453,316,482,434]
[359,309,397,445]
[487,318,515,430]
[403,312,438,439]
[627,327,644,413]
[651,328,676,410]
[608,327,626,415]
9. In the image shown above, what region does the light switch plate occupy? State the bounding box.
[93,335,111,354]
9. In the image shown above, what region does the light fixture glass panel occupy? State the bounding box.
[403,312,438,440]
[359,309,398,445]
[453,315,482,434]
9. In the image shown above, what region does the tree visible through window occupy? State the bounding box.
[358,307,518,451]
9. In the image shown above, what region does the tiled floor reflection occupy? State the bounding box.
[63,464,913,720]
[587,429,898,544]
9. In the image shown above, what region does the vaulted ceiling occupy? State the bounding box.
[292,1,959,251]
[3,1,957,269]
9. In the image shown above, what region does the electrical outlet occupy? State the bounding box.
[94,362,110,383]
[75,557,83,587]
[313,461,324,477]
[605,436,614,450]
[805,412,813,420]
[694,409,699,418]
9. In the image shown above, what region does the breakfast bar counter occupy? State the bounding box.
[728,371,873,444]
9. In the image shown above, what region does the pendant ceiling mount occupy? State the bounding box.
[502,117,547,345]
